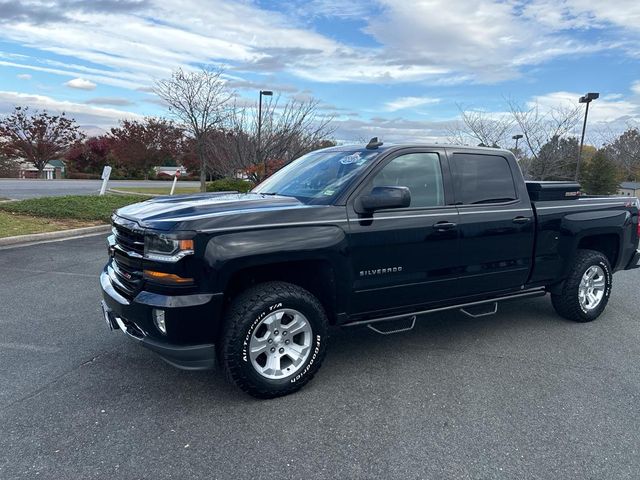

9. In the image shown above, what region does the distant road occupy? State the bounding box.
[0,179,201,199]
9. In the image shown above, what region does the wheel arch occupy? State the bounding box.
[559,210,629,276]
[577,234,620,269]
[222,259,342,325]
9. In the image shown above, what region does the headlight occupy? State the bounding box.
[144,233,194,262]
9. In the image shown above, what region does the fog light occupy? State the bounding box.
[153,309,167,335]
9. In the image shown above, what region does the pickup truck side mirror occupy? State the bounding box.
[357,186,411,213]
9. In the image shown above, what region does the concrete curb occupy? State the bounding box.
[107,188,159,197]
[0,224,111,247]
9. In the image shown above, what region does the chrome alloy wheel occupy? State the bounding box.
[249,309,313,380]
[578,265,606,311]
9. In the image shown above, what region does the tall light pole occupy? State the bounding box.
[575,92,599,180]
[258,89,273,180]
[512,134,523,152]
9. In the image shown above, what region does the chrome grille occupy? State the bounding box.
[112,223,144,256]
[110,217,145,298]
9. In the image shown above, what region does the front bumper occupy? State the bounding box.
[100,268,222,370]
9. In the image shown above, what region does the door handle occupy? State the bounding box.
[512,216,531,224]
[433,221,457,231]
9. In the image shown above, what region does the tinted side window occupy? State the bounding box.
[371,152,444,208]
[451,153,516,204]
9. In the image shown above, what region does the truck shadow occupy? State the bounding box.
[106,295,565,404]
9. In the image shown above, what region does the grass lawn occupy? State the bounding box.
[113,186,200,195]
[0,211,101,238]
[0,194,148,223]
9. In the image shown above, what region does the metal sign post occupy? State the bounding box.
[99,166,112,196]
[170,169,181,195]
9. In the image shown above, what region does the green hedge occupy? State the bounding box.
[206,178,254,193]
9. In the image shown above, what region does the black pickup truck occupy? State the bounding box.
[100,141,640,398]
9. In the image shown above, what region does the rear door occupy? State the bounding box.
[449,150,534,295]
[346,148,460,314]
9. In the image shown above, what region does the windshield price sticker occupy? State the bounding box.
[340,152,362,165]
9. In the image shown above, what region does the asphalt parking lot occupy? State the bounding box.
[1,235,639,479]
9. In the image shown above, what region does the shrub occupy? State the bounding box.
[65,172,101,180]
[206,178,254,193]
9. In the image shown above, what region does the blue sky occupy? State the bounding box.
[0,0,639,143]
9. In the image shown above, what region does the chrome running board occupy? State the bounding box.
[367,316,416,335]
[343,288,546,328]
[460,302,498,318]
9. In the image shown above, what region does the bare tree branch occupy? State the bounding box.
[154,67,234,191]
[448,105,514,148]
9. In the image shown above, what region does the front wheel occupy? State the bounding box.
[551,249,612,322]
[220,281,328,398]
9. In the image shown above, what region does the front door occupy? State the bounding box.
[346,149,460,315]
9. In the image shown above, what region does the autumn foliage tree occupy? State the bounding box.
[109,118,184,178]
[66,136,113,175]
[0,106,84,178]
[604,127,640,181]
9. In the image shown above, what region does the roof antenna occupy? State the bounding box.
[366,137,383,149]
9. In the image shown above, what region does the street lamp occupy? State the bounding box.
[575,92,599,180]
[512,134,523,152]
[258,90,273,179]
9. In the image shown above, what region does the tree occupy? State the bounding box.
[227,97,335,182]
[527,135,580,180]
[0,106,83,178]
[66,136,112,174]
[581,149,620,195]
[109,118,184,178]
[507,99,582,161]
[0,154,19,178]
[604,128,640,181]
[154,67,234,191]
[447,106,514,148]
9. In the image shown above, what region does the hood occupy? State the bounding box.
[115,192,308,231]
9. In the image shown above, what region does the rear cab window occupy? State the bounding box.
[450,153,517,204]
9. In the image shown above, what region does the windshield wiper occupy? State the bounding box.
[259,192,278,196]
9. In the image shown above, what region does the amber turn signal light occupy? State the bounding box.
[143,270,194,285]
[178,239,194,250]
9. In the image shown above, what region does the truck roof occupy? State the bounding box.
[322,143,512,155]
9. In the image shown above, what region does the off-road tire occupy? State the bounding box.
[551,249,612,322]
[220,281,328,398]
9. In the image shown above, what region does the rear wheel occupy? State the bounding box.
[220,281,328,398]
[551,249,612,322]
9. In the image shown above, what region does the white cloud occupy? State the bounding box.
[363,0,592,83]
[384,96,440,112]
[0,0,631,91]
[85,97,135,106]
[16,73,31,80]
[632,82,640,95]
[523,0,640,32]
[64,77,97,90]
[0,91,141,129]
[530,91,640,125]
[332,116,456,144]
[0,59,141,90]
[335,84,640,145]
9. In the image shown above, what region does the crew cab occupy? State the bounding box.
[100,140,640,398]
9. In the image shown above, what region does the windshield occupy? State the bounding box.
[253,149,379,204]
